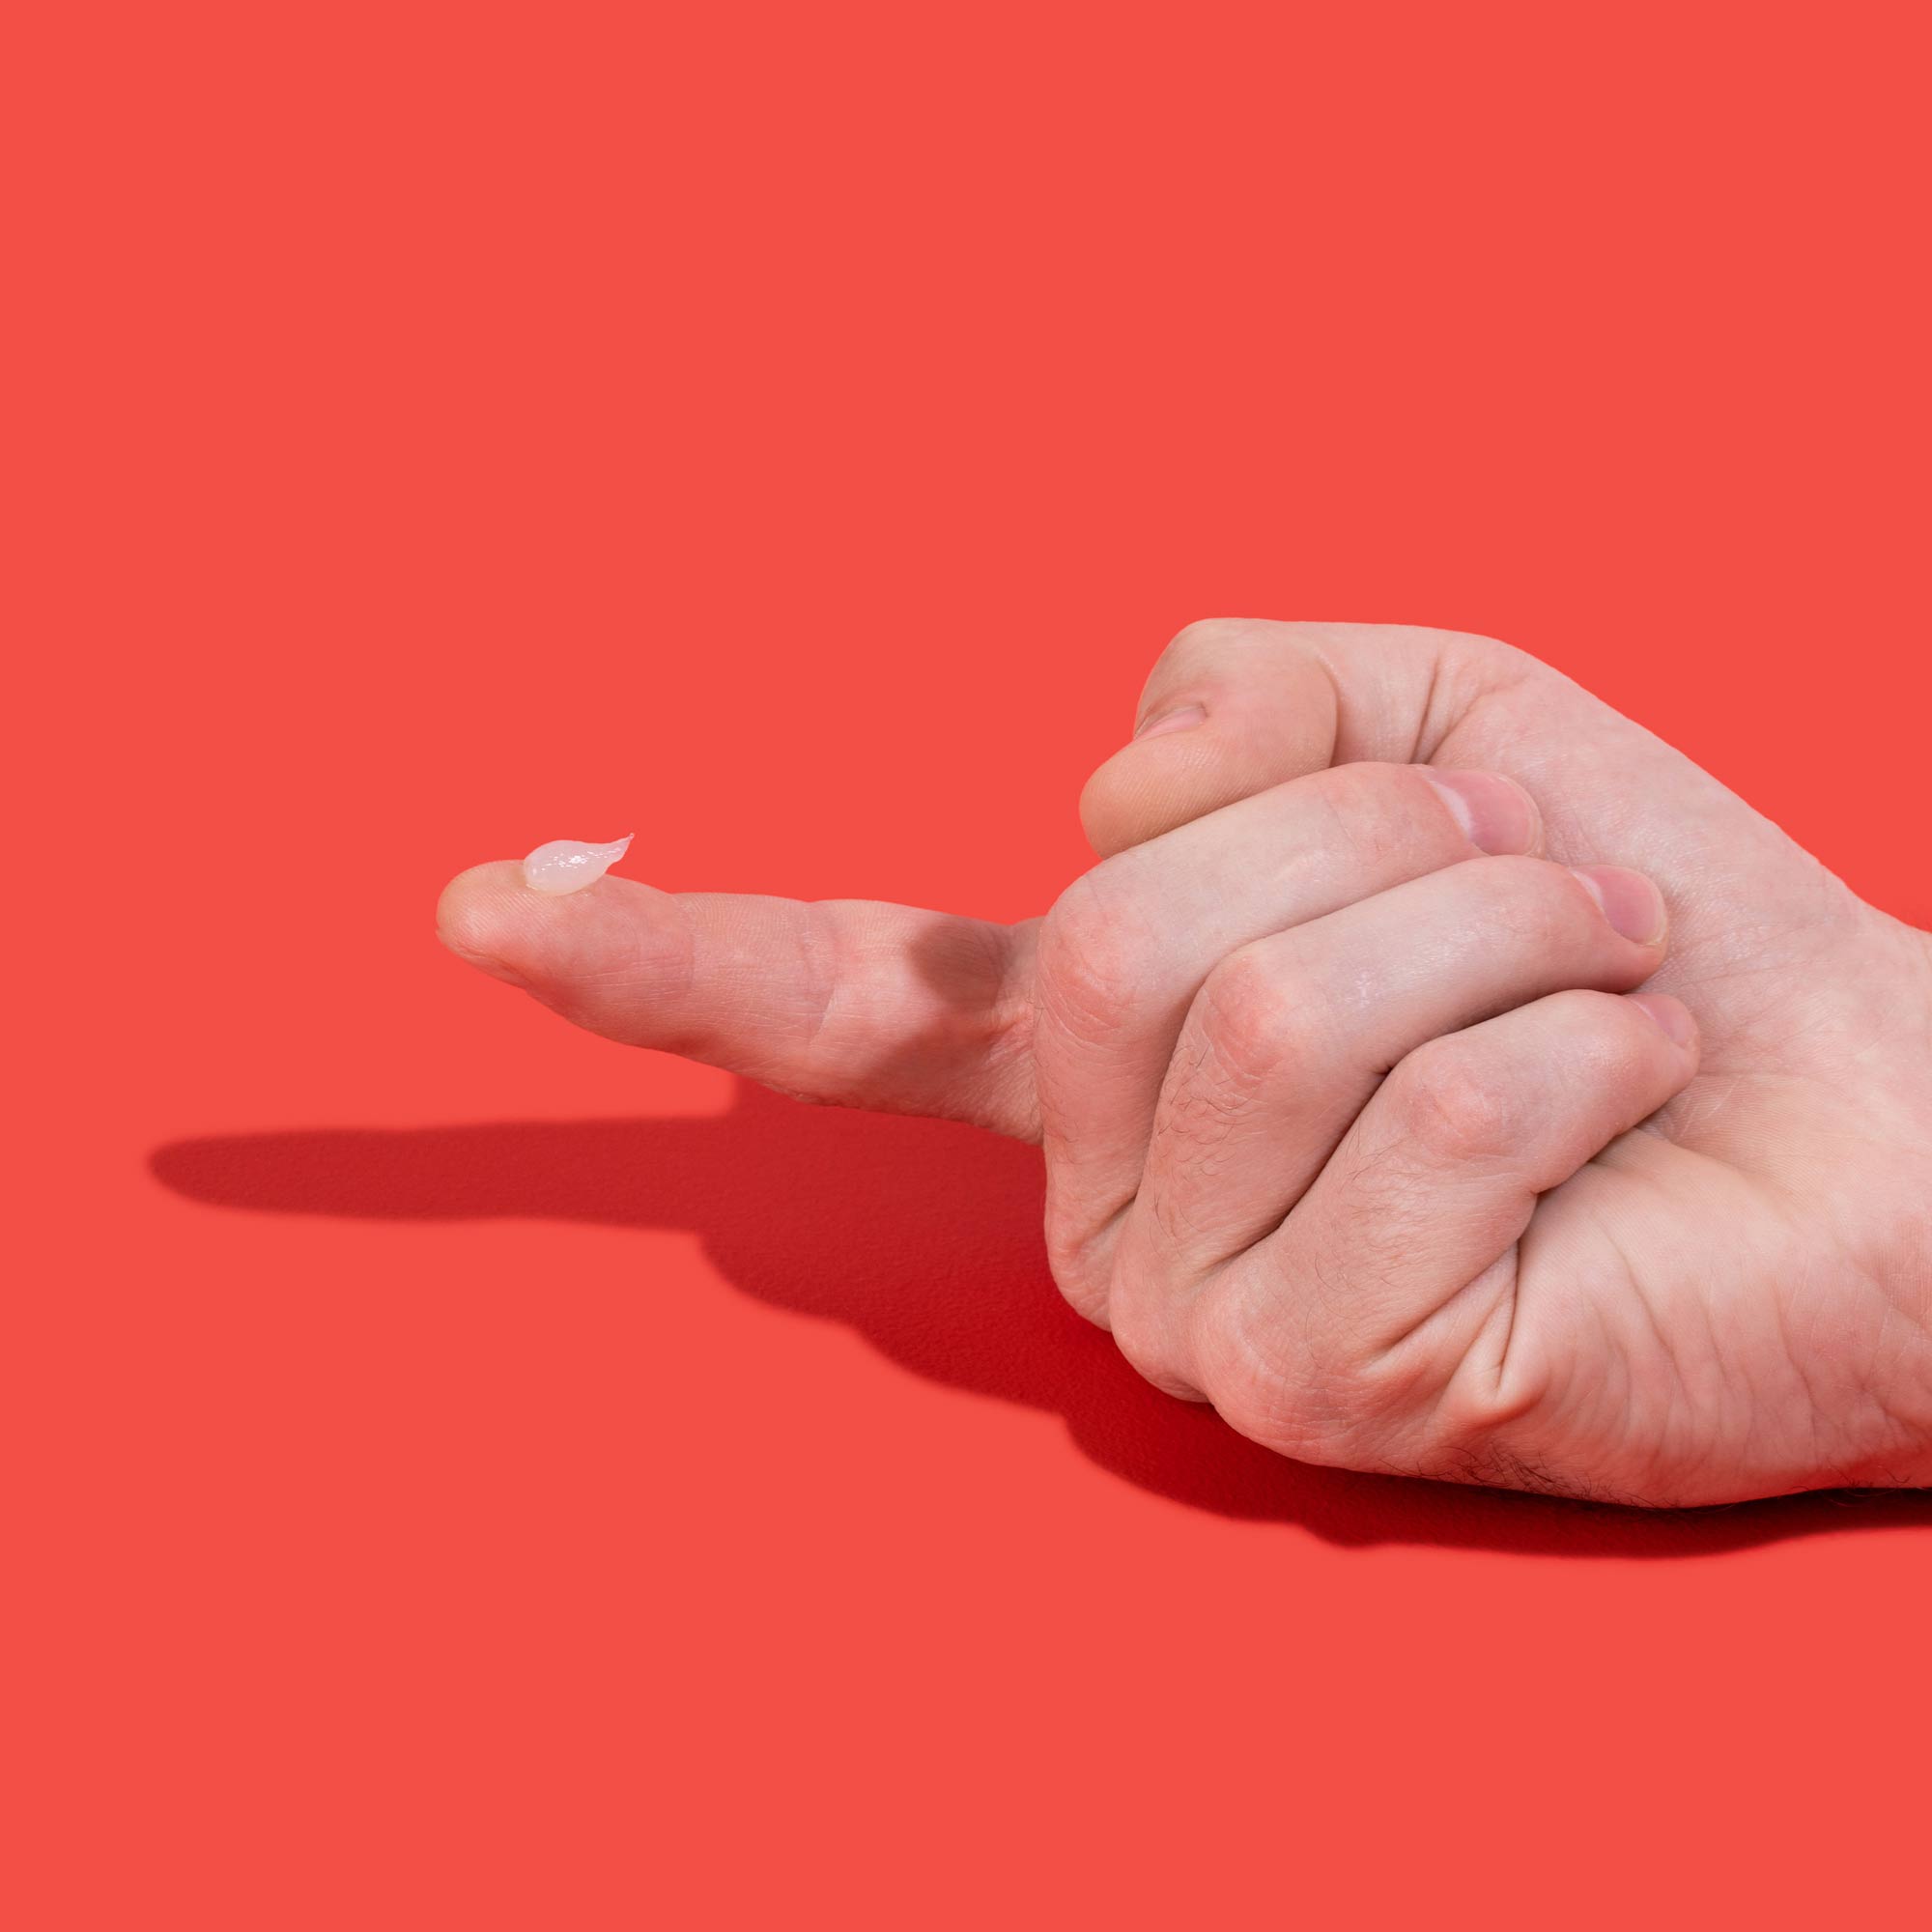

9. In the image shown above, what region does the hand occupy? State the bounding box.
[437,620,1932,1505]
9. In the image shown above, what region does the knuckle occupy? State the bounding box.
[1107,1278,1191,1399]
[1037,869,1147,1041]
[1466,630,1539,680]
[1192,943,1322,1091]
[1164,614,1251,660]
[1059,1283,1113,1329]
[1147,616,1288,690]
[1389,1036,1525,1164]
[1392,622,1535,685]
[1192,1277,1384,1464]
[1042,1187,1114,1328]
[1043,1226,1112,1327]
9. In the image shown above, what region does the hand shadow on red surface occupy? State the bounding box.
[150,1080,1932,1558]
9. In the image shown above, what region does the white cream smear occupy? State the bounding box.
[521,835,634,895]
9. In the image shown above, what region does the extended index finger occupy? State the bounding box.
[438,864,1041,1139]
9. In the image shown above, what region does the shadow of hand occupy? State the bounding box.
[151,1082,1932,1555]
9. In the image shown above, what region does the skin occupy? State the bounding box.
[438,620,1932,1506]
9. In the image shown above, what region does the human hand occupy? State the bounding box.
[437,621,1932,1505]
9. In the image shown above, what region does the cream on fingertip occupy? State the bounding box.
[521,835,634,895]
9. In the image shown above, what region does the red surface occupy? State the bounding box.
[10,4,1932,1925]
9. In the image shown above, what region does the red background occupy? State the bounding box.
[9,3,1932,1925]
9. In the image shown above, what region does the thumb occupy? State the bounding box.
[437,863,1040,1140]
[1079,619,1521,857]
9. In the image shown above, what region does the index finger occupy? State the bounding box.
[437,863,1041,1140]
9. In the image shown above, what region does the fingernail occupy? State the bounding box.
[1570,865,1667,945]
[1629,993,1697,1048]
[1135,702,1207,741]
[1420,769,1542,855]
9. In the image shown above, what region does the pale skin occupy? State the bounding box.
[437,621,1932,1506]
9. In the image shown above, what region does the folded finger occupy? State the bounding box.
[1122,856,1669,1301]
[1189,988,1700,1462]
[1036,760,1541,1317]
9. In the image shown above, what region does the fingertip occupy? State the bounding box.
[1079,720,1222,857]
[1571,865,1668,949]
[437,864,691,1043]
[436,861,537,985]
[1077,628,1346,856]
[1417,768,1545,857]
[1627,991,1699,1054]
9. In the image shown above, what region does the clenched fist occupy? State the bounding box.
[437,621,1932,1506]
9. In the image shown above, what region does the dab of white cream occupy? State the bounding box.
[521,835,634,895]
